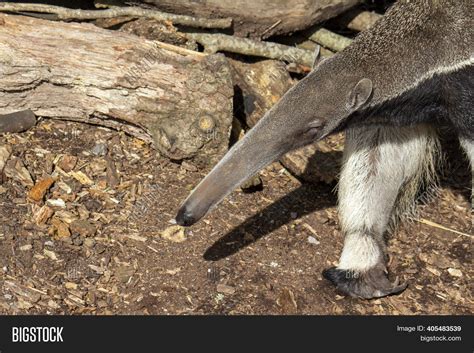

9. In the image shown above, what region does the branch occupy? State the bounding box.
[309,28,353,52]
[185,32,317,67]
[0,2,232,29]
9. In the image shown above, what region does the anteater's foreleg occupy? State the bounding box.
[323,124,439,299]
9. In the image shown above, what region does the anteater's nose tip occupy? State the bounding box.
[175,205,197,227]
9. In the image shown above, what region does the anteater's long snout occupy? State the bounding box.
[175,109,293,226]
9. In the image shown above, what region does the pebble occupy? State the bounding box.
[43,249,58,261]
[91,143,108,156]
[447,268,462,277]
[47,300,60,309]
[84,238,96,248]
[307,236,320,245]
[46,198,66,208]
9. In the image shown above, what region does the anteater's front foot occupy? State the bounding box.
[322,263,407,299]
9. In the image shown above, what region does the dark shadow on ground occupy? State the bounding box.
[204,181,336,260]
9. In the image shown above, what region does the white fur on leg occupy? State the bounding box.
[459,137,473,214]
[460,138,474,167]
[336,125,438,271]
[338,232,382,271]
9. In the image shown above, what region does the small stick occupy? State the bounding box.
[0,2,232,29]
[416,218,472,237]
[260,19,282,39]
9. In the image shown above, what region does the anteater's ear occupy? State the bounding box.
[348,78,373,110]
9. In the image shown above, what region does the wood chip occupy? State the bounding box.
[0,144,12,176]
[4,280,41,303]
[64,282,78,290]
[43,249,59,261]
[33,205,54,225]
[115,266,135,283]
[28,176,56,202]
[3,157,34,187]
[51,217,71,238]
[70,171,94,186]
[276,288,298,313]
[57,154,77,172]
[46,198,66,208]
[447,268,462,277]
[57,181,72,194]
[70,220,96,237]
[160,225,186,243]
[216,283,236,295]
[426,266,441,276]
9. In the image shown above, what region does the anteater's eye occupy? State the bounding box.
[303,119,324,139]
[308,119,324,129]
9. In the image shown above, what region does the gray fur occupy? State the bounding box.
[176,0,473,298]
[338,0,472,104]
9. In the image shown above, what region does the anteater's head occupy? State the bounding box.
[176,59,373,226]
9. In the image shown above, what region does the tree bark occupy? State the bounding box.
[0,14,234,165]
[142,0,362,38]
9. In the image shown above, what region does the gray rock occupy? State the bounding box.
[91,143,108,156]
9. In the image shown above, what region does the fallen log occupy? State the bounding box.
[231,59,343,184]
[142,0,362,38]
[0,14,234,164]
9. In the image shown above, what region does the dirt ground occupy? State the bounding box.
[0,119,472,315]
